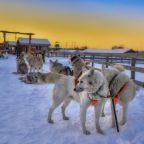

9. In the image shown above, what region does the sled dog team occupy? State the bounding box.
[24,55,136,135]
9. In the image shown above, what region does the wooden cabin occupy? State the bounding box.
[17,38,51,53]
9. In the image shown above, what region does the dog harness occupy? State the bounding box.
[73,69,105,106]
[88,74,129,105]
[112,80,129,104]
[108,74,129,104]
[73,70,83,87]
[87,81,105,106]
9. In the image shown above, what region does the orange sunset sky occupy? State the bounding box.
[0,0,144,50]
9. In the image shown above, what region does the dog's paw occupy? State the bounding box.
[48,119,54,124]
[83,130,91,135]
[97,129,105,135]
[63,116,69,120]
[119,121,126,126]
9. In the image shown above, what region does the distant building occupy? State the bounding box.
[83,48,136,54]
[6,41,17,54]
[17,38,51,53]
[0,43,4,50]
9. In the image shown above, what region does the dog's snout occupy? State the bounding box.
[73,88,76,91]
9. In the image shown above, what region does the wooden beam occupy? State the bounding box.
[28,34,32,53]
[134,80,144,88]
[0,30,35,35]
[48,51,144,59]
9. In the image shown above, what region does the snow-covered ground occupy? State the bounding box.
[0,55,144,144]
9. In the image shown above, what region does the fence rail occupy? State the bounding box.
[47,51,144,87]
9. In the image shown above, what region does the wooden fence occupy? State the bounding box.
[47,51,144,88]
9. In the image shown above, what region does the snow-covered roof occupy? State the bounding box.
[58,49,78,53]
[18,38,50,45]
[7,41,16,46]
[83,48,134,53]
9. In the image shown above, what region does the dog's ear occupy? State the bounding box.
[89,68,95,75]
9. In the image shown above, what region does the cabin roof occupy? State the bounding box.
[18,38,50,45]
[7,41,17,46]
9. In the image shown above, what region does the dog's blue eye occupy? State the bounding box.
[80,81,83,83]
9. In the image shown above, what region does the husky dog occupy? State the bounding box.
[70,55,89,78]
[19,72,39,84]
[16,53,28,74]
[24,69,109,134]
[26,53,43,73]
[49,59,73,76]
[102,65,136,127]
[70,55,91,88]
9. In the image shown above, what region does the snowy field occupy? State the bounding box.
[0,55,144,144]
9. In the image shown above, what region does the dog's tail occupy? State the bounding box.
[38,72,66,83]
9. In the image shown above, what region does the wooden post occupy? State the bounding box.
[83,54,86,60]
[106,56,109,68]
[3,32,6,50]
[3,32,6,43]
[47,47,49,57]
[91,56,95,67]
[28,34,32,54]
[131,58,136,80]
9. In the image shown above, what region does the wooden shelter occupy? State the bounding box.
[17,38,50,53]
[0,30,34,53]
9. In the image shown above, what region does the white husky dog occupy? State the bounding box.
[48,69,109,134]
[26,69,109,134]
[102,65,136,127]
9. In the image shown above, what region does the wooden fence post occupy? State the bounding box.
[106,56,109,68]
[91,56,95,67]
[83,54,85,60]
[47,51,49,57]
[131,58,136,80]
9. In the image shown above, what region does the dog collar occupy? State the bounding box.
[87,80,105,99]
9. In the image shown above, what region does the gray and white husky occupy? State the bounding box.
[102,65,136,127]
[25,53,43,73]
[49,59,73,75]
[23,69,109,134]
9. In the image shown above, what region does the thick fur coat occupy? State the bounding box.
[102,65,136,126]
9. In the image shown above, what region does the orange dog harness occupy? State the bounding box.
[113,80,129,104]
